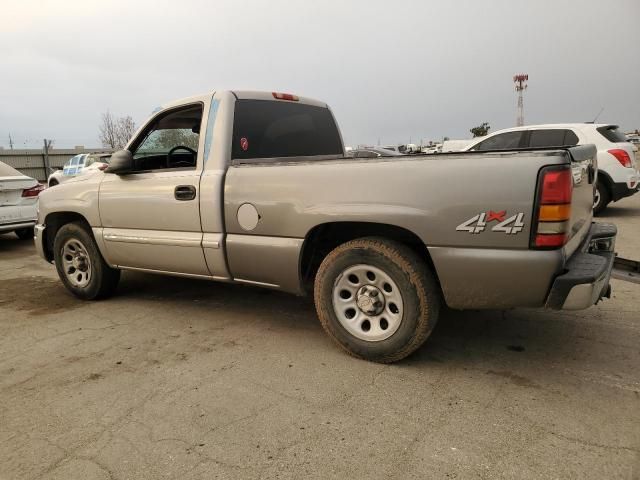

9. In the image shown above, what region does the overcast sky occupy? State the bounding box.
[1,0,639,148]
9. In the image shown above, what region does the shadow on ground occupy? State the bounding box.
[114,270,579,369]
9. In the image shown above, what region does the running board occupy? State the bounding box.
[611,257,640,284]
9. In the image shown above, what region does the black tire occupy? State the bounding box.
[48,179,59,187]
[15,227,34,240]
[593,180,610,216]
[314,237,440,363]
[53,222,120,300]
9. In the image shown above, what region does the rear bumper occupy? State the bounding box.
[0,220,36,233]
[610,181,639,202]
[545,223,617,310]
[0,204,37,232]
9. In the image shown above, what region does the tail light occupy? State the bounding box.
[608,149,632,168]
[97,163,109,171]
[22,184,44,198]
[272,92,299,101]
[532,166,573,249]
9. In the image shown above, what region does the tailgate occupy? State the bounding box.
[0,176,36,206]
[563,145,596,257]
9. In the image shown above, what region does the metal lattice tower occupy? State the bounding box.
[513,73,528,126]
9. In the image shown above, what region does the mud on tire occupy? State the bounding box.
[53,222,120,300]
[314,237,440,363]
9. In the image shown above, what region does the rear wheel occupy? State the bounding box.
[593,180,610,215]
[48,179,59,187]
[314,237,440,363]
[53,222,120,300]
[15,227,34,240]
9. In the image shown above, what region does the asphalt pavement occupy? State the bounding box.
[1,196,639,479]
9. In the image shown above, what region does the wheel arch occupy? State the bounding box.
[42,211,92,261]
[597,170,614,196]
[299,221,441,295]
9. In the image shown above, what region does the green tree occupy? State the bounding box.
[470,122,490,138]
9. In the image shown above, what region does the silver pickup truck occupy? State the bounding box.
[35,90,617,363]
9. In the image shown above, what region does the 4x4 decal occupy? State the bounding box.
[456,210,525,235]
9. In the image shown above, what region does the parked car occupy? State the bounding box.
[381,145,405,154]
[35,90,617,363]
[48,153,110,187]
[421,144,441,154]
[462,124,639,214]
[441,139,475,152]
[0,161,43,239]
[348,147,403,158]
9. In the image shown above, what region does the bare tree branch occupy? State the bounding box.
[116,116,136,148]
[99,111,136,149]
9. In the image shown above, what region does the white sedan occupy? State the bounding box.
[47,153,110,187]
[0,161,43,240]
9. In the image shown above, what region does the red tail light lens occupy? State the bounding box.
[539,168,573,204]
[535,233,567,248]
[608,149,632,168]
[532,166,573,249]
[97,163,109,171]
[22,184,44,197]
[272,92,299,101]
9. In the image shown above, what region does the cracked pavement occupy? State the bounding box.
[1,196,639,479]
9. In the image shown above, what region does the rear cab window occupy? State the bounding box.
[232,100,343,160]
[597,125,627,143]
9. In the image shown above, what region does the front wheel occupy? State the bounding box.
[314,237,440,363]
[53,222,120,300]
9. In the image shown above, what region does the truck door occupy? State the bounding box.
[99,103,209,276]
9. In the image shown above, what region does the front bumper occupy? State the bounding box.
[34,224,49,261]
[546,223,617,310]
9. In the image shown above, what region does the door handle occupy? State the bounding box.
[175,185,196,201]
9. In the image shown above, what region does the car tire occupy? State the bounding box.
[15,227,34,240]
[593,180,610,216]
[314,237,440,363]
[53,222,120,300]
[48,179,59,187]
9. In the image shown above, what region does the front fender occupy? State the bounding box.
[39,175,103,227]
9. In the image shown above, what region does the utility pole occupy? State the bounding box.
[43,139,53,176]
[8,133,14,150]
[513,73,528,126]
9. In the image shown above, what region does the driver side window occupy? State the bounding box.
[130,103,203,171]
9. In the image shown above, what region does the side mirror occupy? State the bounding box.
[104,150,134,174]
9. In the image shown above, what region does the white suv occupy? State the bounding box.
[463,124,639,214]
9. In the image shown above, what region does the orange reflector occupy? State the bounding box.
[539,204,571,221]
